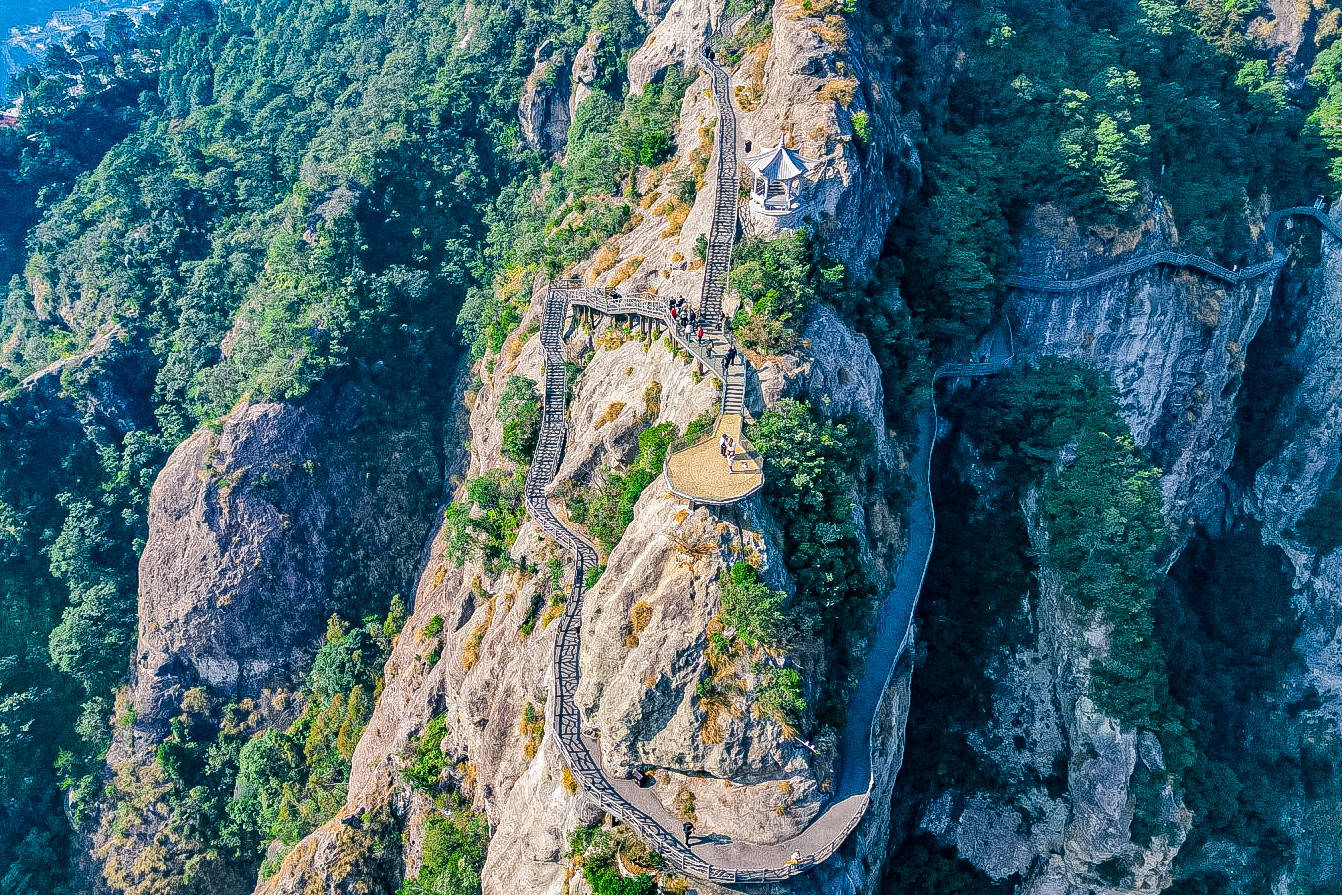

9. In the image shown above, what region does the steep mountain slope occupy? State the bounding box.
[2,0,1342,893]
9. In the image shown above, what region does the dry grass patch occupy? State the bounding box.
[812,13,848,44]
[690,123,716,186]
[734,37,770,112]
[596,328,633,351]
[625,601,654,648]
[519,700,545,760]
[589,243,621,281]
[461,597,496,671]
[818,77,858,107]
[608,255,644,288]
[595,401,627,429]
[642,380,662,419]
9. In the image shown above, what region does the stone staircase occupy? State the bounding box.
[695,49,740,331]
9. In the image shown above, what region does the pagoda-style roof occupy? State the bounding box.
[744,138,811,181]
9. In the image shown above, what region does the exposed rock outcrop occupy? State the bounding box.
[569,31,602,121]
[122,381,440,743]
[117,0,926,890]
[520,50,572,155]
[1010,205,1278,527]
[85,378,444,895]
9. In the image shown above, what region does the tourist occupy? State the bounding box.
[788,851,801,866]
[669,303,678,325]
[719,433,729,457]
[683,821,694,844]
[725,438,736,473]
[696,324,704,343]
[725,345,737,367]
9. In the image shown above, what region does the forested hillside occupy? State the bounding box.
[0,0,618,889]
[2,0,1342,892]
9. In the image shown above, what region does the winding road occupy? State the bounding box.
[522,35,1021,882]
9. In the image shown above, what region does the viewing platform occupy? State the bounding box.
[664,411,763,505]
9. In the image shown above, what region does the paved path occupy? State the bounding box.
[695,48,740,332]
[550,281,763,503]
[529,276,1014,882]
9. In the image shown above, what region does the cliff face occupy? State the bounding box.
[89,378,443,893]
[122,381,440,742]
[254,299,910,895]
[1010,206,1278,527]
[249,0,926,890]
[898,208,1342,893]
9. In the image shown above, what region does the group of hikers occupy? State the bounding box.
[667,297,740,368]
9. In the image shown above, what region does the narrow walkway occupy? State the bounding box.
[1003,206,1342,293]
[695,48,740,331]
[529,274,1015,882]
[551,280,764,503]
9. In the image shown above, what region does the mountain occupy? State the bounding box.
[1,0,1342,894]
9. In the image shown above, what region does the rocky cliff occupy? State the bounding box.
[87,376,444,894]
[890,205,1342,893]
[247,0,928,891]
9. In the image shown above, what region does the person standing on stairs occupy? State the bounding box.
[725,345,737,368]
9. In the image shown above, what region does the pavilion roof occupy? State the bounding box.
[744,138,811,180]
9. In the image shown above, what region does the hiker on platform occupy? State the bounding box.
[726,437,737,473]
[719,433,729,457]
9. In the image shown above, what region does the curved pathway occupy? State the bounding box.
[549,281,763,503]
[529,271,1014,881]
[1003,206,1342,293]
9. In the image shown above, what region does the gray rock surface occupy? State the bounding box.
[1010,205,1277,527]
[122,384,439,742]
[519,54,572,154]
[569,32,602,121]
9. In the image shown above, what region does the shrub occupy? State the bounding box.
[399,803,487,895]
[747,399,876,726]
[442,469,527,572]
[499,376,541,464]
[851,110,870,144]
[719,562,786,648]
[574,423,676,552]
[728,232,844,354]
[755,666,805,730]
[404,716,451,793]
